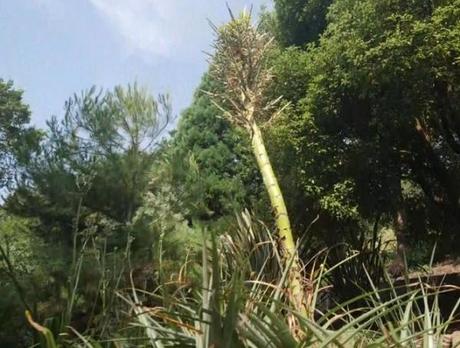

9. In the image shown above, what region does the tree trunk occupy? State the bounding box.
[250,122,308,313]
[389,181,407,277]
[393,206,407,258]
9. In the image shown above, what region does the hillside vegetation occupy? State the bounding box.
[1,0,460,346]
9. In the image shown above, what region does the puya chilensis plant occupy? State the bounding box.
[123,213,460,347]
[207,10,309,316]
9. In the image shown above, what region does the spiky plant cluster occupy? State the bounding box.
[209,11,281,129]
[28,213,460,347]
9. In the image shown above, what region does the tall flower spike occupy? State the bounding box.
[208,12,309,320]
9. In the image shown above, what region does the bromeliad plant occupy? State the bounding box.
[121,211,460,348]
[25,211,460,347]
[207,10,308,316]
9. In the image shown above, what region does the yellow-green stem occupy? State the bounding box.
[251,122,307,313]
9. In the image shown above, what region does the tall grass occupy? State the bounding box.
[119,213,459,347]
[26,212,460,347]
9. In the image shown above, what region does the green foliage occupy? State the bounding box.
[133,162,201,272]
[0,84,173,346]
[6,84,170,242]
[0,212,57,346]
[274,0,334,46]
[0,213,44,274]
[0,79,41,189]
[271,0,460,250]
[268,47,311,104]
[152,74,262,222]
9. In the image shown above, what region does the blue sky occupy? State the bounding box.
[0,0,271,128]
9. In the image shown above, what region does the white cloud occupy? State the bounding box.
[87,0,271,59]
[88,0,180,57]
